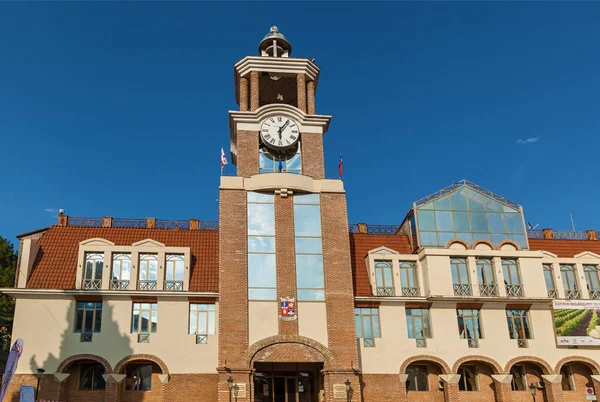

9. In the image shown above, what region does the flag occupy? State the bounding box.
[339,153,343,179]
[0,338,24,402]
[278,156,283,173]
[220,148,228,175]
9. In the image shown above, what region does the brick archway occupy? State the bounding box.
[504,356,553,374]
[496,239,521,251]
[400,355,450,374]
[444,238,470,250]
[472,239,496,250]
[114,354,169,374]
[246,335,334,368]
[452,355,502,374]
[56,353,112,374]
[555,356,600,375]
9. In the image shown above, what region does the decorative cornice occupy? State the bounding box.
[0,288,219,299]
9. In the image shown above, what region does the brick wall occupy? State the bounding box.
[361,374,403,401]
[563,362,595,402]
[236,131,259,177]
[164,374,218,401]
[301,133,325,179]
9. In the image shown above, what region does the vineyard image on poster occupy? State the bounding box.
[553,300,600,346]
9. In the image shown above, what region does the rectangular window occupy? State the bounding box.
[502,259,523,296]
[477,258,497,296]
[506,309,531,345]
[560,264,581,299]
[457,309,481,347]
[131,303,158,334]
[83,253,103,290]
[406,308,430,341]
[125,363,152,391]
[400,262,419,296]
[259,144,302,174]
[543,264,557,298]
[294,194,325,301]
[451,258,471,296]
[458,365,478,391]
[111,253,131,290]
[560,364,575,391]
[248,192,277,300]
[375,260,394,296]
[138,254,158,291]
[165,255,184,291]
[406,365,428,391]
[189,304,216,337]
[584,265,600,299]
[75,302,102,334]
[354,308,380,346]
[510,364,526,391]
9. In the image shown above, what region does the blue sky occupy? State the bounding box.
[1,2,599,245]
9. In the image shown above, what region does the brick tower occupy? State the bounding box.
[218,27,360,401]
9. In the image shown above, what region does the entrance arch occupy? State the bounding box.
[246,335,334,368]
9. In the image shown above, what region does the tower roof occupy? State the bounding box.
[258,26,292,57]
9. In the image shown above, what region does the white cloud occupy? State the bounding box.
[516,137,540,145]
[44,208,58,213]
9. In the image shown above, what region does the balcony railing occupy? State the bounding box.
[111,280,130,291]
[165,281,184,291]
[363,338,375,347]
[82,279,101,290]
[589,290,600,300]
[453,284,472,296]
[467,338,479,348]
[376,287,394,296]
[138,334,150,343]
[401,287,419,297]
[479,284,498,297]
[80,333,93,342]
[547,289,558,298]
[517,339,528,348]
[138,280,157,291]
[506,284,524,297]
[416,337,427,348]
[196,334,207,344]
[565,289,582,299]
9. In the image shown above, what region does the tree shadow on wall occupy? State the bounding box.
[22,300,133,402]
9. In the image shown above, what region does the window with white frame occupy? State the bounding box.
[451,258,471,296]
[83,253,104,290]
[189,304,216,344]
[111,253,131,290]
[457,309,481,348]
[400,261,419,296]
[247,192,277,300]
[476,258,497,296]
[131,303,157,342]
[374,260,394,296]
[560,265,580,299]
[543,264,557,298]
[165,254,184,291]
[355,308,380,347]
[406,308,430,347]
[138,254,158,291]
[502,259,523,296]
[584,265,600,299]
[75,301,102,342]
[506,309,531,347]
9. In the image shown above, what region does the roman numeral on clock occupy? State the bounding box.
[270,118,275,123]
[269,138,276,144]
[290,135,297,140]
[264,134,271,139]
[277,117,282,122]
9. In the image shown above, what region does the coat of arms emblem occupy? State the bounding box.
[280,297,297,321]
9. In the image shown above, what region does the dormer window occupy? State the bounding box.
[111,254,131,291]
[138,254,158,291]
[165,255,184,291]
[83,253,103,290]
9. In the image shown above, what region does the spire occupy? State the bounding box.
[258,26,292,58]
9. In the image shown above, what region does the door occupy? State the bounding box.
[273,377,298,402]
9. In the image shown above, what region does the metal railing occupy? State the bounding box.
[138,334,150,343]
[196,334,207,344]
[82,279,101,290]
[363,338,375,347]
[517,339,528,348]
[80,333,93,342]
[138,280,157,291]
[111,280,130,291]
[547,289,558,298]
[479,284,498,297]
[165,281,184,291]
[113,218,147,228]
[565,289,582,299]
[527,230,587,240]
[376,287,394,296]
[453,284,472,296]
[66,216,218,230]
[68,217,103,227]
[416,338,427,348]
[467,338,479,348]
[589,290,600,300]
[401,287,419,297]
[348,224,399,234]
[506,284,524,297]
[156,220,190,230]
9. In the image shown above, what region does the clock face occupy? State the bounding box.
[260,116,299,150]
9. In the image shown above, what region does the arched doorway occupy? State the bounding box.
[507,361,549,402]
[555,358,600,402]
[56,354,112,402]
[401,358,449,402]
[454,359,501,402]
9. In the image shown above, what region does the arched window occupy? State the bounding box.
[79,362,106,390]
[259,144,301,174]
[458,365,478,391]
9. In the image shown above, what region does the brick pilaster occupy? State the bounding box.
[275,194,298,335]
[240,75,249,111]
[300,133,325,179]
[307,80,316,114]
[296,73,307,113]
[250,71,260,111]
[492,374,513,402]
[236,131,259,177]
[542,374,565,402]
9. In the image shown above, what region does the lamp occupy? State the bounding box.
[529,383,537,401]
[345,379,351,402]
[227,376,234,402]
[35,368,45,399]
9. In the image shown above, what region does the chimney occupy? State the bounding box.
[190,219,199,230]
[586,230,598,241]
[146,218,156,229]
[101,216,113,228]
[57,209,68,227]
[542,228,554,240]
[357,223,368,234]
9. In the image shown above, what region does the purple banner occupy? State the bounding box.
[0,338,24,401]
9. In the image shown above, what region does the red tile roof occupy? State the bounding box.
[27,226,218,291]
[349,233,413,297]
[528,239,600,258]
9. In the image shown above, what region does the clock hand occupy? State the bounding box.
[280,120,290,133]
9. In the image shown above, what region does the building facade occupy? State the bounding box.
[4,27,600,402]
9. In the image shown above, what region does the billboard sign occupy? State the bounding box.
[553,300,600,346]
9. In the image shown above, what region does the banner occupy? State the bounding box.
[0,338,24,401]
[553,300,600,346]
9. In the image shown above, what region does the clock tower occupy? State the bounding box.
[218,27,360,401]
